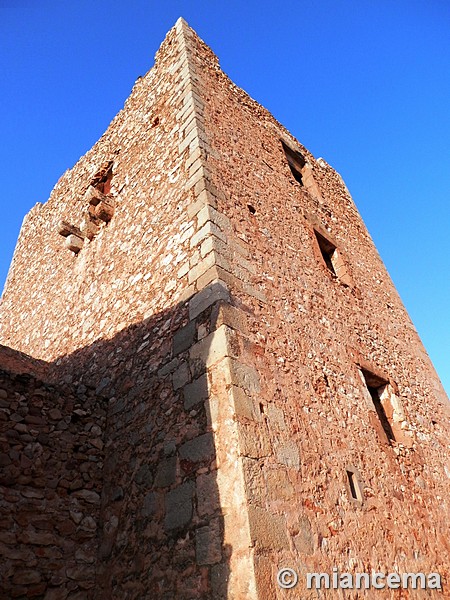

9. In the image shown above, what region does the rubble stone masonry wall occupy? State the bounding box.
[0,17,449,600]
[0,346,105,599]
[188,22,450,599]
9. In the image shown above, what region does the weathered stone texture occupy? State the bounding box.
[0,347,104,599]
[189,19,450,598]
[0,15,449,600]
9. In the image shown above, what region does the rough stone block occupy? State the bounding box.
[193,175,221,200]
[189,325,238,375]
[84,185,107,206]
[194,265,222,291]
[176,283,195,304]
[196,518,222,565]
[197,204,232,232]
[134,464,153,487]
[182,89,204,109]
[253,556,277,600]
[158,357,179,378]
[164,481,194,531]
[94,199,115,223]
[200,235,256,275]
[276,440,300,470]
[188,281,231,320]
[172,361,190,390]
[266,403,286,430]
[206,265,267,303]
[173,321,196,355]
[81,217,99,240]
[72,489,100,504]
[211,563,230,599]
[186,196,208,220]
[185,146,204,170]
[196,471,221,517]
[186,161,210,190]
[179,432,215,464]
[212,252,252,283]
[293,515,315,555]
[195,188,218,208]
[188,252,215,284]
[180,127,206,156]
[247,505,290,550]
[187,154,205,177]
[183,373,209,410]
[238,422,270,458]
[192,222,227,250]
[242,457,265,506]
[177,261,190,279]
[232,386,259,421]
[177,101,197,123]
[210,302,249,336]
[154,456,178,488]
[265,469,294,502]
[57,220,84,238]
[228,359,260,394]
[65,234,84,254]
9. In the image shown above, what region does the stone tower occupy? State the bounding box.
[0,18,449,600]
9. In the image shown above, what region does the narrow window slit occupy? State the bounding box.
[314,230,337,276]
[282,141,306,186]
[360,369,396,444]
[347,470,363,502]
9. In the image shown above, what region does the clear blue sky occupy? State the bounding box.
[1,1,449,397]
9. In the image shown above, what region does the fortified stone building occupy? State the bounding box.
[0,18,449,600]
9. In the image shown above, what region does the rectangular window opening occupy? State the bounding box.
[282,141,306,186]
[347,470,363,502]
[314,230,337,276]
[361,369,396,443]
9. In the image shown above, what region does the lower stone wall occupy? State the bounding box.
[0,288,253,600]
[0,361,105,600]
[90,296,237,598]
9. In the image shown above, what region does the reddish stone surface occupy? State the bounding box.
[0,351,104,599]
[0,17,449,600]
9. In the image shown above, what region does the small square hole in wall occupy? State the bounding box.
[346,469,363,503]
[282,141,306,186]
[360,369,396,444]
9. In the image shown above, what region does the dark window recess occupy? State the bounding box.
[282,141,306,186]
[314,230,337,276]
[247,204,256,214]
[347,470,363,502]
[361,369,396,443]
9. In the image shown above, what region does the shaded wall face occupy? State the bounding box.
[85,302,231,600]
[0,312,232,600]
[0,362,105,599]
[188,35,450,595]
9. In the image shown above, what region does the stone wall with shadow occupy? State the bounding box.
[0,351,105,599]
[0,293,234,599]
